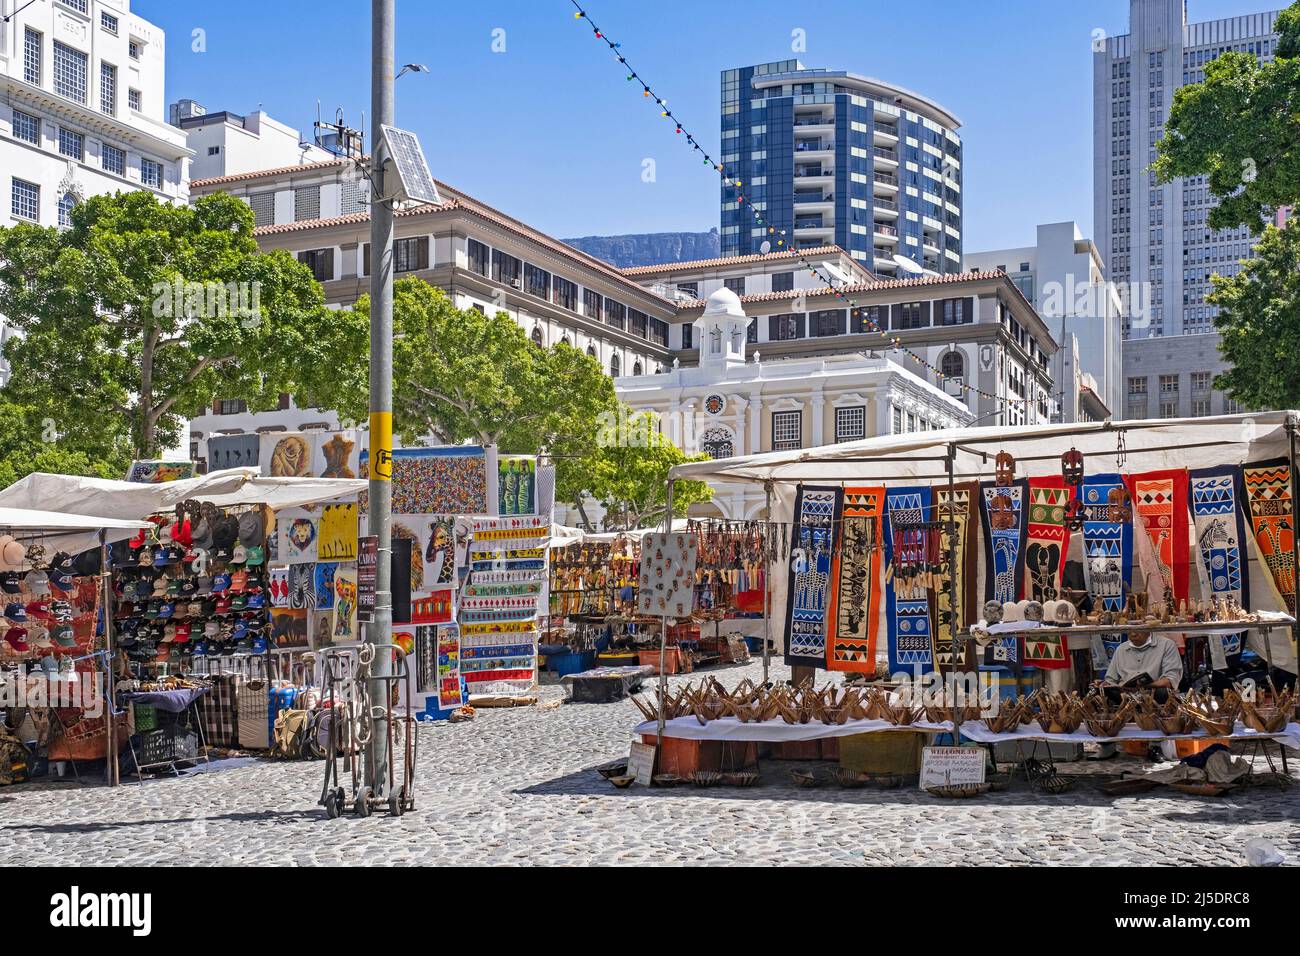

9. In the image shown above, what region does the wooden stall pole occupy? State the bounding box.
[1288,415,1299,666]
[99,529,118,788]
[656,478,675,745]
[945,442,964,739]
[762,481,773,685]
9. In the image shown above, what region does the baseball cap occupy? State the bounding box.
[230,570,248,592]
[26,569,51,595]
[212,572,231,593]
[0,571,22,594]
[245,545,265,566]
[4,626,29,651]
[230,544,248,565]
[4,603,28,622]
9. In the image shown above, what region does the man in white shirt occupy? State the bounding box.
[1102,631,1184,700]
[1091,630,1184,760]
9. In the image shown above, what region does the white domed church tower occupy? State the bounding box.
[697,287,749,370]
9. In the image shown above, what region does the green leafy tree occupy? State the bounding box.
[1153,1,1300,231]
[1151,1,1300,406]
[0,190,359,458]
[581,408,712,531]
[343,279,710,525]
[1207,223,1300,408]
[0,400,130,489]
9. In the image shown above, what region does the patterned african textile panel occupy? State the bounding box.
[1022,476,1072,668]
[1079,473,1133,665]
[929,482,979,670]
[1189,466,1251,658]
[978,479,1028,665]
[884,487,935,674]
[1241,458,1297,616]
[826,487,884,674]
[1123,469,1191,607]
[783,486,844,668]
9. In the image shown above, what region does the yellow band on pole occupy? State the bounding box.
[369,412,393,481]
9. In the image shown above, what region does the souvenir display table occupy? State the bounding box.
[633,714,953,742]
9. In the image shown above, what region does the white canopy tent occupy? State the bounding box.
[0,468,367,524]
[666,411,1300,675]
[669,411,1298,485]
[0,506,153,555]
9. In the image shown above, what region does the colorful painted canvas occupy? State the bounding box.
[317,502,358,561]
[262,432,313,477]
[277,512,318,563]
[498,456,537,516]
[360,446,488,515]
[331,565,359,642]
[270,607,309,649]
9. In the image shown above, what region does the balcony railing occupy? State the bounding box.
[874,172,898,186]
[795,218,826,230]
[873,146,898,162]
[795,167,829,178]
[874,223,898,237]
[795,141,829,152]
[874,198,898,211]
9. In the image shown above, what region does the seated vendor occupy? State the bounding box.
[1098,630,1183,703]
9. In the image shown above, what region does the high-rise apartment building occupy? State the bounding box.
[1094,0,1282,418]
[721,61,963,278]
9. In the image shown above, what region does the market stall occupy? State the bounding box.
[0,469,366,778]
[627,412,1300,789]
[0,506,154,786]
[545,518,771,682]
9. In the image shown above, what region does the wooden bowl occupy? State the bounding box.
[833,767,871,788]
[608,774,635,789]
[723,771,760,788]
[691,771,724,787]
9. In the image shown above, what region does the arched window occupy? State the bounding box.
[941,350,964,381]
[58,192,77,228]
[700,426,734,460]
[610,354,620,377]
[586,345,596,358]
[562,334,571,347]
[633,361,643,376]
[531,326,544,347]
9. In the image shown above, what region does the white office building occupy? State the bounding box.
[964,221,1123,422]
[171,102,332,181]
[1093,0,1282,417]
[1,0,191,384]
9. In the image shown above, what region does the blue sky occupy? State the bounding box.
[144,0,1272,251]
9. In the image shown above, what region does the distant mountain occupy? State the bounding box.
[564,228,720,269]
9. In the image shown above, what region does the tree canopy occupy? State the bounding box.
[341,279,711,526]
[1207,222,1300,408]
[1153,1,1300,231]
[0,190,358,459]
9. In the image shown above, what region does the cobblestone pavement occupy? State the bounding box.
[2,658,1296,866]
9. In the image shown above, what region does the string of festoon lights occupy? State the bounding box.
[569,1,1031,410]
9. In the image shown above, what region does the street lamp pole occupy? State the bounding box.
[366,0,395,798]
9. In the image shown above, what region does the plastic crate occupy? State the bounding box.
[546,650,594,677]
[133,704,158,733]
[137,727,200,766]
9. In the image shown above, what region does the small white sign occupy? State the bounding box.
[628,741,657,787]
[920,746,985,791]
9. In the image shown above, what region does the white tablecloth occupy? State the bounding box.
[956,719,1300,750]
[633,715,953,742]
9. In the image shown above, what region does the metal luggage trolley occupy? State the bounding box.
[318,642,417,818]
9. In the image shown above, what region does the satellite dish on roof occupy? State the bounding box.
[892,254,938,278]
